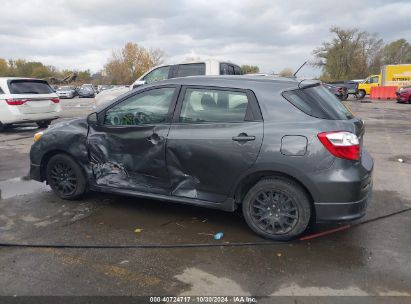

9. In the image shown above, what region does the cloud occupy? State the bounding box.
[0,0,410,77]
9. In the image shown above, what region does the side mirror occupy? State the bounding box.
[132,80,146,89]
[87,112,99,126]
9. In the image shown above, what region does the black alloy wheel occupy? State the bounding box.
[242,178,311,240]
[250,190,298,234]
[46,154,87,199]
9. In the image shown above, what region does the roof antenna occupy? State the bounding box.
[293,61,307,78]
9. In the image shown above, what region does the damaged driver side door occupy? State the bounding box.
[87,86,179,194]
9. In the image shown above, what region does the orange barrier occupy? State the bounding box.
[370,86,397,100]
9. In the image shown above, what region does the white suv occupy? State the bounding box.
[96,60,242,106]
[0,77,61,131]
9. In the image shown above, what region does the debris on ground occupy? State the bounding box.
[398,158,404,163]
[134,228,143,233]
[277,252,283,257]
[119,260,129,264]
[214,232,224,240]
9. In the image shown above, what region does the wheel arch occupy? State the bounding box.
[232,170,316,220]
[40,150,89,182]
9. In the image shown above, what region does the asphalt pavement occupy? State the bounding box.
[0,97,410,300]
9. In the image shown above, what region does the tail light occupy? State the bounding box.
[6,98,28,105]
[318,131,360,161]
[5,98,60,105]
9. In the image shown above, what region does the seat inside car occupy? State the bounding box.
[200,94,217,110]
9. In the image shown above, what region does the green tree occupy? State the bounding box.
[279,68,294,77]
[240,65,260,74]
[381,39,411,65]
[0,58,9,76]
[314,27,384,81]
[104,42,164,84]
[77,69,92,82]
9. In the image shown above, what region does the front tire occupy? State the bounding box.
[242,178,311,241]
[46,154,87,200]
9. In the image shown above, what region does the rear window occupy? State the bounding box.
[282,85,354,120]
[8,80,54,94]
[176,63,205,77]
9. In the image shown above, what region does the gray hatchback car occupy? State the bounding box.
[30,76,373,240]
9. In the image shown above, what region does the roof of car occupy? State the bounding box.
[151,75,320,91]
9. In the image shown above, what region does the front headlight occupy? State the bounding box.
[34,131,43,142]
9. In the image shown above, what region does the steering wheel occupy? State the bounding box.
[134,112,150,125]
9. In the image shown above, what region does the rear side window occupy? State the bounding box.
[176,63,205,77]
[282,85,354,120]
[180,88,250,123]
[8,80,54,94]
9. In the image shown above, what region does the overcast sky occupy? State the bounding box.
[1,0,410,77]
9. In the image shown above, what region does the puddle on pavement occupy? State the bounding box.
[0,177,50,200]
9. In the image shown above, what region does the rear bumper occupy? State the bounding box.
[396,96,408,103]
[309,149,373,222]
[315,187,372,221]
[0,112,60,124]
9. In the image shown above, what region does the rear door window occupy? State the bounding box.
[283,85,353,120]
[179,88,251,123]
[234,66,242,75]
[175,63,205,77]
[8,80,54,94]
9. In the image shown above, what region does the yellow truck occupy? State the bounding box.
[357,64,411,98]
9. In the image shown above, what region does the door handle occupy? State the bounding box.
[232,133,256,142]
[147,133,163,144]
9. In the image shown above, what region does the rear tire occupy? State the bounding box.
[357,90,366,99]
[37,120,52,128]
[242,178,311,241]
[46,154,87,200]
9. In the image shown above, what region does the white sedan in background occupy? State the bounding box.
[0,77,61,131]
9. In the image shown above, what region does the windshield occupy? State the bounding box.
[282,85,354,120]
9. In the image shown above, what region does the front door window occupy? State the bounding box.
[105,87,175,126]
